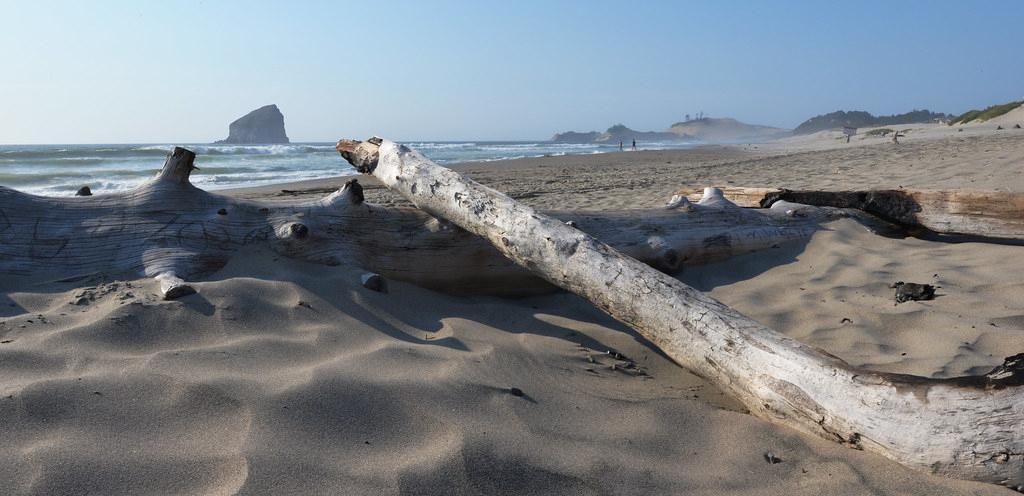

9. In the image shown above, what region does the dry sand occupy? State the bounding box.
[3,126,1024,495]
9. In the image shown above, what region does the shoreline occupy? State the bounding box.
[226,127,1024,209]
[222,144,757,203]
[0,140,699,197]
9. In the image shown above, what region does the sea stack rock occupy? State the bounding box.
[215,104,290,144]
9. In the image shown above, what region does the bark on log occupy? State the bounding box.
[673,186,1024,241]
[0,148,845,296]
[339,138,1024,490]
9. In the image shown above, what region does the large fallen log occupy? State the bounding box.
[0,147,847,297]
[673,186,1024,241]
[338,137,1024,490]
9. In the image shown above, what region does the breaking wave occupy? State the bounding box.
[0,140,693,196]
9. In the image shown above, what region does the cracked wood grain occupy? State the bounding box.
[0,147,846,298]
[340,137,1024,490]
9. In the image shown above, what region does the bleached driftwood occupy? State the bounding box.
[0,147,848,297]
[338,137,1024,490]
[673,186,1024,241]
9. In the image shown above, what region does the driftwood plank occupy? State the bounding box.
[674,186,1024,240]
[340,137,1024,490]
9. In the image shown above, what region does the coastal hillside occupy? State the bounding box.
[668,117,789,142]
[551,124,685,144]
[794,109,948,134]
[551,117,785,144]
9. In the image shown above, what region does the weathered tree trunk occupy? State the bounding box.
[673,186,1024,241]
[0,148,844,297]
[338,138,1024,490]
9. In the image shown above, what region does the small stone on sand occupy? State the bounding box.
[361,273,387,293]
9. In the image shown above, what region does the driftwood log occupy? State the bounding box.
[338,138,1024,490]
[0,148,854,298]
[673,186,1024,241]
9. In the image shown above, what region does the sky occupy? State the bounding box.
[1,0,1022,143]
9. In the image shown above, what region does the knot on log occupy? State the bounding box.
[320,179,365,208]
[696,187,739,209]
[337,138,382,173]
[343,179,364,205]
[665,194,693,211]
[701,187,724,202]
[647,236,682,272]
[156,147,198,184]
[288,223,309,239]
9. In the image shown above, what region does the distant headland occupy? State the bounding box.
[551,117,788,144]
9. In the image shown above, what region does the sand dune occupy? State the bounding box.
[3,128,1024,494]
[979,104,1024,127]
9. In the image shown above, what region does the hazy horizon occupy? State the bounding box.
[3,0,1022,144]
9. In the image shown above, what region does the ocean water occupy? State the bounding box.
[0,141,694,197]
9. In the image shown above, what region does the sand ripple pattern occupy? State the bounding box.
[0,245,1012,495]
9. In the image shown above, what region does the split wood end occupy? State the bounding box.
[336,137,383,173]
[156,147,198,184]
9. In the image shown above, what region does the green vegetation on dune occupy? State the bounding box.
[794,109,948,134]
[949,101,1023,125]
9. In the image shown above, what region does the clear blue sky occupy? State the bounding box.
[2,0,1021,143]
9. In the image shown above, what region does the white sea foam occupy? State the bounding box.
[134,144,335,155]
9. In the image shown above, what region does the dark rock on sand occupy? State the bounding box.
[890,281,936,303]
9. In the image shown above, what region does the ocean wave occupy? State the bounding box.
[401,142,477,150]
[1,139,693,196]
[136,144,335,155]
[0,147,167,160]
[0,158,109,167]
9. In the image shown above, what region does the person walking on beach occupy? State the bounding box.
[619,141,623,151]
[631,139,636,151]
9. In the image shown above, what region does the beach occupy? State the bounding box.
[3,124,1024,494]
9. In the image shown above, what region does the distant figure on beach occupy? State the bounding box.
[631,139,636,151]
[619,141,623,151]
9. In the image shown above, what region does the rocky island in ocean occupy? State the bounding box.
[215,104,290,144]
